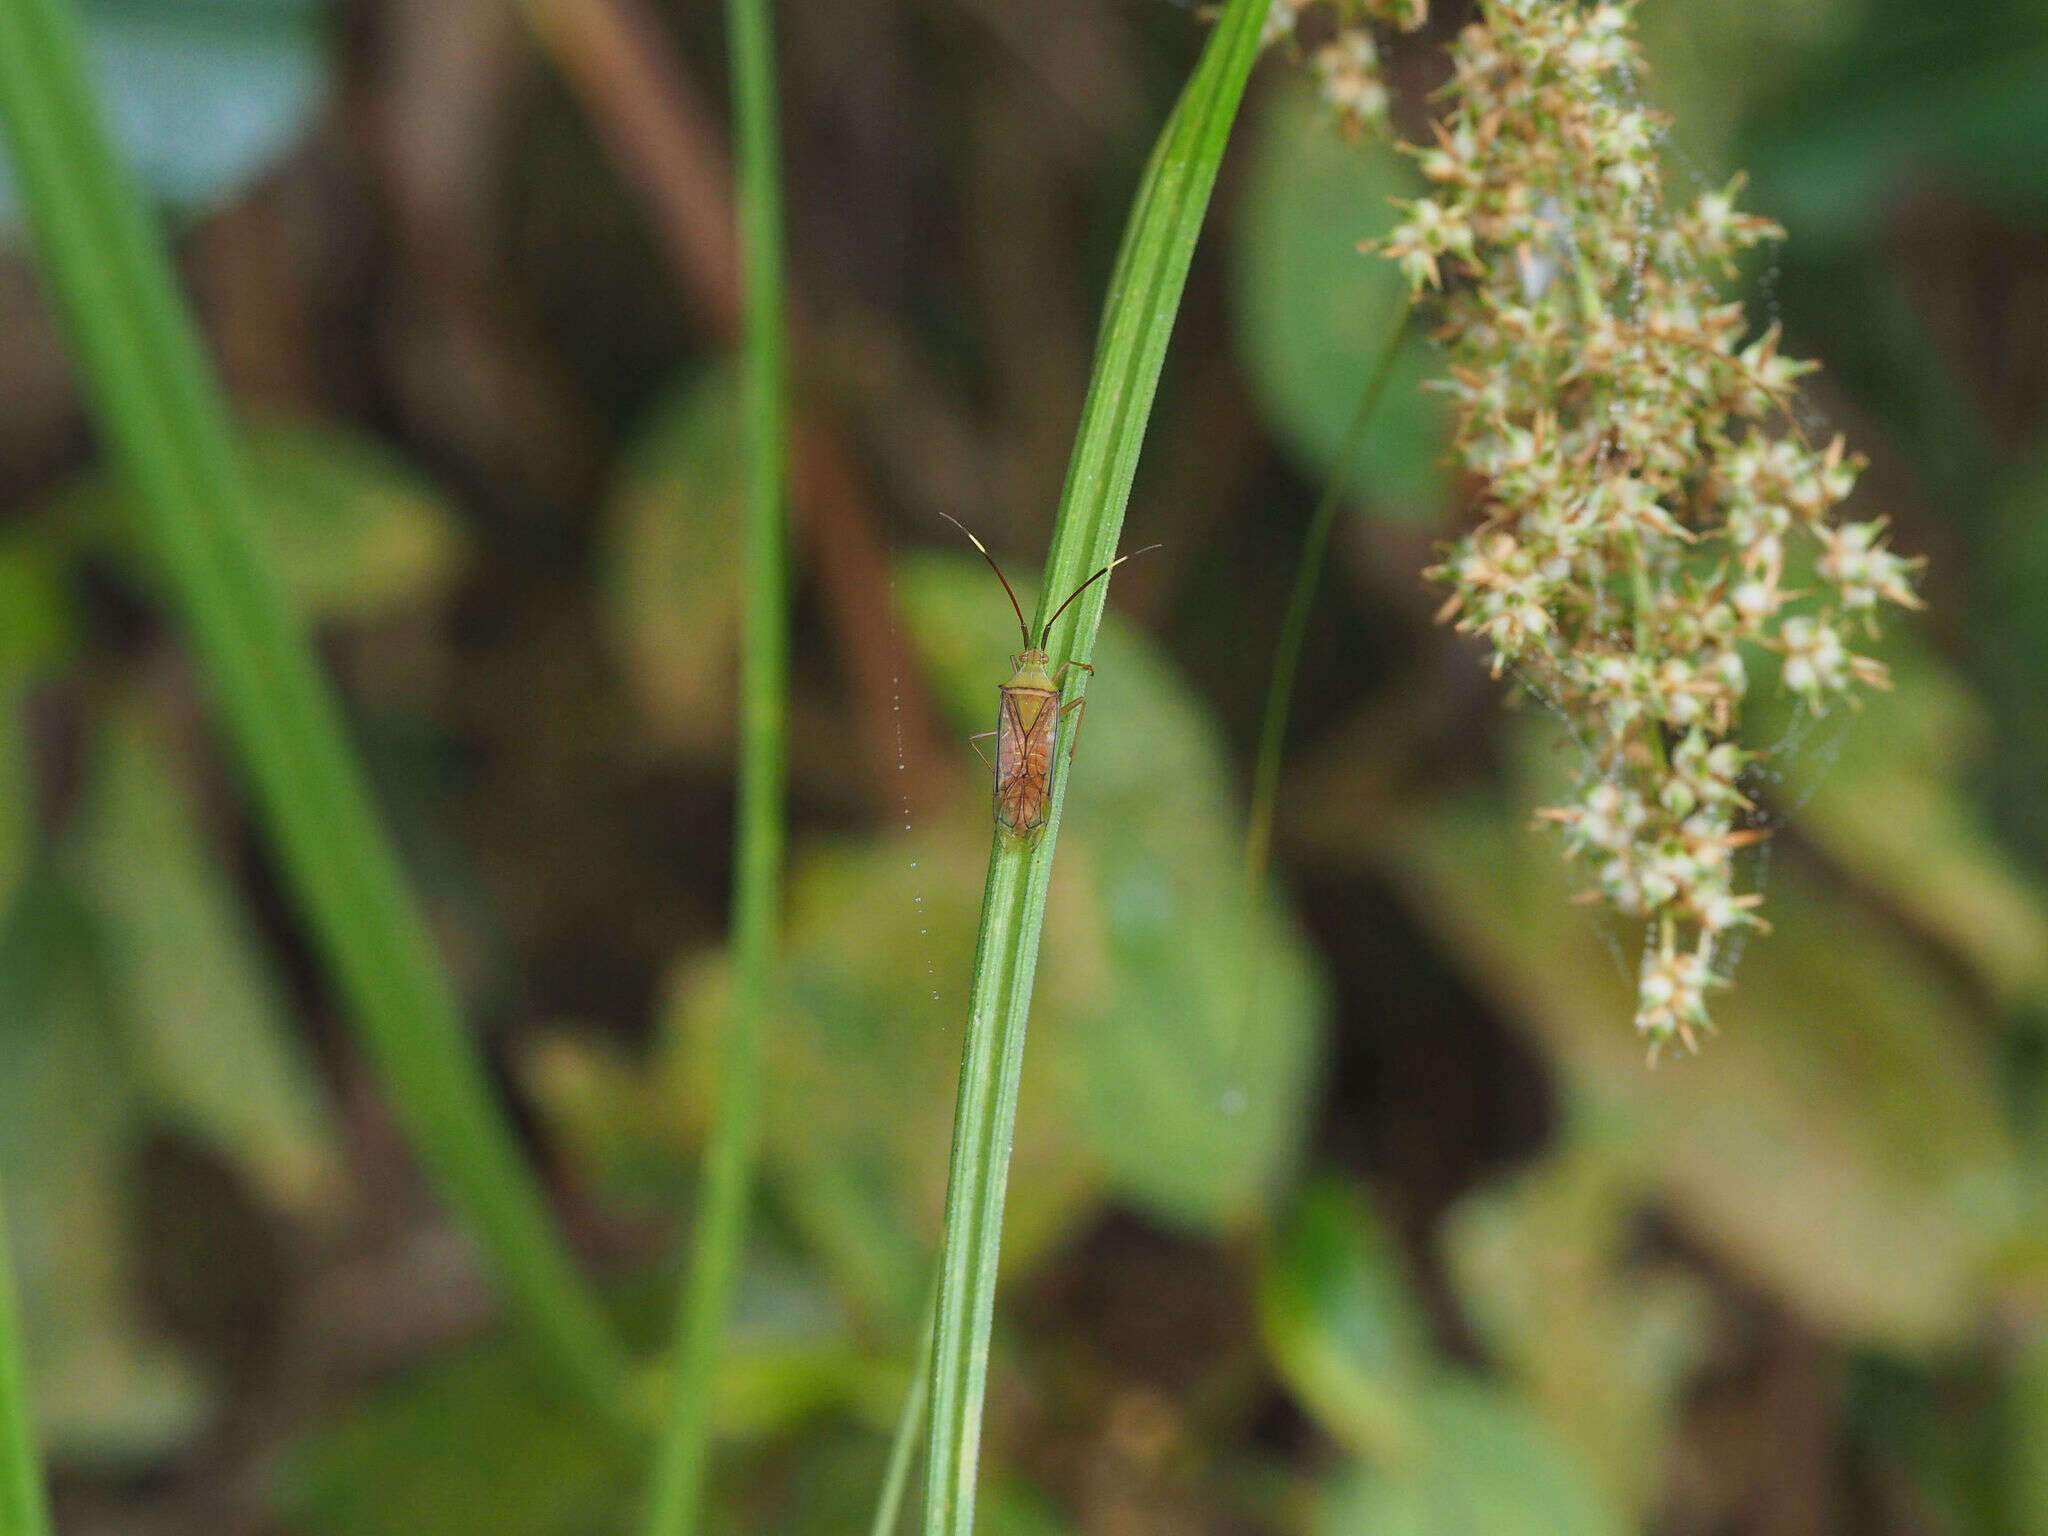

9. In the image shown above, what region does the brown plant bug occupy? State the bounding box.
[938,512,1158,840]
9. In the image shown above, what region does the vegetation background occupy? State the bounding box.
[2,0,2046,1532]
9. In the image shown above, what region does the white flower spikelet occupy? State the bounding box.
[1372,1,1923,1055]
[1262,0,1429,136]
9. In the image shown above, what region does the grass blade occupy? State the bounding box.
[0,0,627,1408]
[920,3,1268,1531]
[870,1292,937,1536]
[1239,307,1411,953]
[0,1187,53,1536]
[640,0,787,1529]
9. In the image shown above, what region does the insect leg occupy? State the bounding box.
[968,730,996,772]
[1058,697,1086,764]
[1049,660,1095,687]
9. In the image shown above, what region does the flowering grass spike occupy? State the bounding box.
[1370,1,1923,1053]
[1262,0,1427,135]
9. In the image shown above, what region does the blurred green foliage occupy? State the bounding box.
[601,371,749,758]
[1261,1181,1626,1536]
[1442,1111,1709,1516]
[0,417,461,1456]
[1232,87,1446,525]
[0,878,208,1462]
[32,419,469,623]
[70,695,342,1215]
[1739,0,2048,243]
[544,547,1326,1328]
[280,1251,897,1536]
[2,0,2048,1530]
[1380,720,2028,1350]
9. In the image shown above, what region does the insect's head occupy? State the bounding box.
[1007,647,1057,691]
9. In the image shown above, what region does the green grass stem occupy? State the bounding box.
[0,0,627,1411]
[1239,306,1411,945]
[920,3,1268,1531]
[0,1187,53,1536]
[870,1291,937,1536]
[639,0,787,1530]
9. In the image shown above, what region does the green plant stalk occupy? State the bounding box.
[869,1292,937,1536]
[1240,308,1410,933]
[640,0,786,1530]
[920,2,1268,1531]
[0,0,626,1409]
[0,1188,53,1536]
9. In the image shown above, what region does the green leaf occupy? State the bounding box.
[977,1483,1075,1536]
[2009,1325,2048,1536]
[600,369,746,754]
[1741,0,2048,245]
[39,419,469,623]
[279,1256,887,1536]
[1982,445,2048,872]
[0,532,73,681]
[0,0,323,228]
[1630,0,1866,172]
[279,1335,638,1536]
[1319,1377,1627,1536]
[1442,1107,1710,1516]
[521,1028,694,1219]
[1987,446,2048,673]
[1254,1169,1626,1536]
[1232,85,1445,524]
[1375,728,2027,1350]
[1258,1176,1431,1463]
[66,694,343,1216]
[0,534,76,928]
[0,685,35,940]
[230,421,471,621]
[0,878,208,1463]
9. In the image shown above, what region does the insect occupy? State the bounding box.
[939,512,1158,839]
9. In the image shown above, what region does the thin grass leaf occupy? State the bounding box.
[0,0,627,1409]
[1238,307,1410,1021]
[870,1283,938,1536]
[0,1186,54,1536]
[920,2,1269,1531]
[639,0,788,1530]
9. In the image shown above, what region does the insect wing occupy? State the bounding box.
[994,685,1058,835]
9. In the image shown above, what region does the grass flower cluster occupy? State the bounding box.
[1366,0,1923,1052]
[1262,0,1427,134]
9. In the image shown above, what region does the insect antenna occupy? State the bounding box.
[1038,543,1163,647]
[937,511,1030,649]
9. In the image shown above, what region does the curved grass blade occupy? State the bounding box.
[0,0,627,1409]
[920,2,1269,1531]
[1238,307,1411,1022]
[870,1289,937,1536]
[639,0,789,1530]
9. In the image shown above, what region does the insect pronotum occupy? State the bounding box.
[939,512,1159,839]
